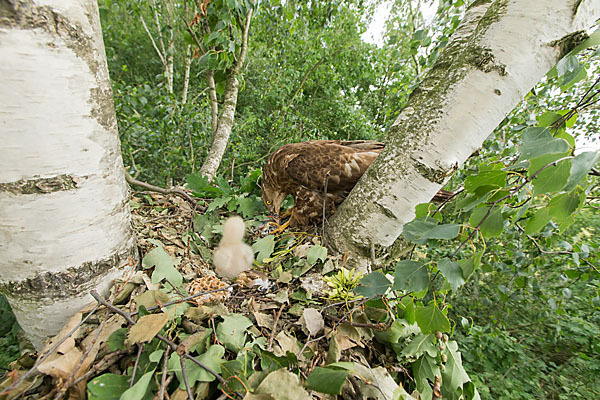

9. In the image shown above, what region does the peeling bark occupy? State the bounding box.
[0,0,137,348]
[325,0,600,270]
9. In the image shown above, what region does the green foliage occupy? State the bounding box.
[142,240,183,287]
[305,366,349,395]
[0,295,20,369]
[88,373,130,400]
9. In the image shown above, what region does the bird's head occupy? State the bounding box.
[261,185,286,219]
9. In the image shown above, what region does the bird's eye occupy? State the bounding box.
[266,200,271,205]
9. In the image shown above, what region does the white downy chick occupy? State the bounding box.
[214,216,255,279]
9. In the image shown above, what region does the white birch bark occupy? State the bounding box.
[182,45,192,104]
[0,0,138,349]
[200,10,253,180]
[325,0,600,270]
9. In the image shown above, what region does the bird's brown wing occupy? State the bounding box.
[284,140,383,192]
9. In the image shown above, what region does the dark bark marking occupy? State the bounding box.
[0,174,78,195]
[0,244,139,300]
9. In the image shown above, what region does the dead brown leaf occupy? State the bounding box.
[126,313,169,345]
[300,308,324,337]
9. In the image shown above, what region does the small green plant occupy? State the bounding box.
[186,170,265,219]
[323,268,364,302]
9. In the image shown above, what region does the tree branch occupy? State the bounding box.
[124,172,203,209]
[139,15,167,66]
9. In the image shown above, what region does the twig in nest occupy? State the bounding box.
[71,350,126,387]
[267,304,285,350]
[158,347,171,400]
[57,309,111,399]
[325,314,387,330]
[180,355,194,400]
[131,284,237,316]
[0,305,100,397]
[130,344,144,387]
[90,291,231,391]
[125,173,204,210]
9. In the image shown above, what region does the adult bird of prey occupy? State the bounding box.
[261,139,454,231]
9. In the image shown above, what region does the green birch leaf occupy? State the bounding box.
[393,261,429,292]
[469,206,504,238]
[252,235,275,264]
[355,271,391,297]
[525,207,552,234]
[537,111,563,127]
[415,303,450,334]
[305,366,349,395]
[424,223,461,240]
[532,158,571,195]
[519,127,569,160]
[88,373,129,400]
[402,218,438,244]
[403,218,460,244]
[547,190,584,224]
[464,169,507,192]
[189,345,225,383]
[259,350,293,372]
[564,151,599,191]
[457,251,483,281]
[437,258,465,291]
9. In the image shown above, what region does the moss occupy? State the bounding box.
[0,175,78,195]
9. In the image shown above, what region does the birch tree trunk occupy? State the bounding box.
[182,45,192,105]
[0,0,138,349]
[325,0,600,270]
[199,10,253,180]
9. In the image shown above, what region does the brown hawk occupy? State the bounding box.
[261,140,452,230]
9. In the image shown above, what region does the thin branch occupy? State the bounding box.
[130,344,144,387]
[124,173,203,210]
[150,0,167,57]
[158,347,171,400]
[131,284,237,316]
[70,350,126,387]
[90,292,230,389]
[231,9,253,74]
[0,305,100,396]
[453,156,573,257]
[267,304,285,351]
[139,15,167,65]
[180,355,194,400]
